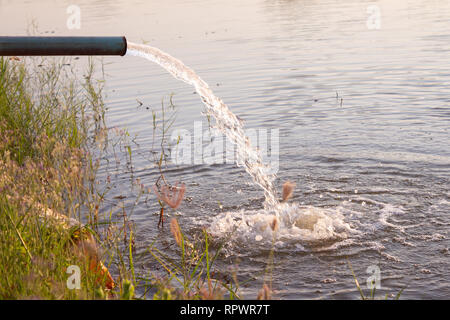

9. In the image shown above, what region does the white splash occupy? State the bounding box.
[208,203,357,246]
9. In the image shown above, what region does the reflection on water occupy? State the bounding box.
[1,0,449,299]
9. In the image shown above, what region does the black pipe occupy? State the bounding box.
[0,36,127,56]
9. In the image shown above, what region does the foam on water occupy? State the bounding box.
[208,202,358,246]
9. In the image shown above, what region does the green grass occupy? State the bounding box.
[0,56,113,299]
[137,219,241,300]
[0,56,241,300]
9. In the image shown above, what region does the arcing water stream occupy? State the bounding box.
[126,42,357,246]
[127,42,279,210]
